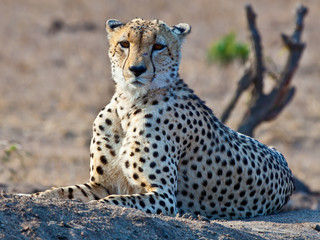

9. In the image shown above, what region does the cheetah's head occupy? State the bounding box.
[106,18,191,97]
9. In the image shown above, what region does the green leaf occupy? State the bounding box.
[207,32,250,65]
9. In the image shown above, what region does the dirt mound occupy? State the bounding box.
[0,193,319,240]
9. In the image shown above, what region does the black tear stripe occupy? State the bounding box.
[122,44,130,71]
[151,50,156,81]
[151,45,171,81]
[150,33,157,81]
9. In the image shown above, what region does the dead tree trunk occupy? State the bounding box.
[221,4,308,137]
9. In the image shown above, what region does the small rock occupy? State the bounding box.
[48,19,65,34]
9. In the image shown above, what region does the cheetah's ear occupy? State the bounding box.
[106,19,124,33]
[171,23,191,37]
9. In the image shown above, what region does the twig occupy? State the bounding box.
[221,64,252,123]
[246,5,264,96]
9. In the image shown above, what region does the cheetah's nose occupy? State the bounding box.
[129,65,147,77]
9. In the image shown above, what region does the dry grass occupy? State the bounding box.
[0,0,319,191]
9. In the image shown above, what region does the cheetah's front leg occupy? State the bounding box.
[32,96,125,201]
[96,129,179,216]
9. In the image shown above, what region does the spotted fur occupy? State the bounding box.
[32,18,294,219]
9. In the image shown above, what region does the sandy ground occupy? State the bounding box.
[0,193,319,240]
[1,0,320,192]
[1,0,320,190]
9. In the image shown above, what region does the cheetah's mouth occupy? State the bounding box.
[127,77,151,87]
[130,80,145,87]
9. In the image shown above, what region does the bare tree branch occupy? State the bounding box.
[221,5,264,124]
[221,4,308,137]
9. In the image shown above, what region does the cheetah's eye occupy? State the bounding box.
[153,43,166,51]
[119,41,130,48]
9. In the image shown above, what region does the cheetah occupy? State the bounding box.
[31,18,294,219]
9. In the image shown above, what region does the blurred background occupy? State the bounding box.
[0,0,319,196]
